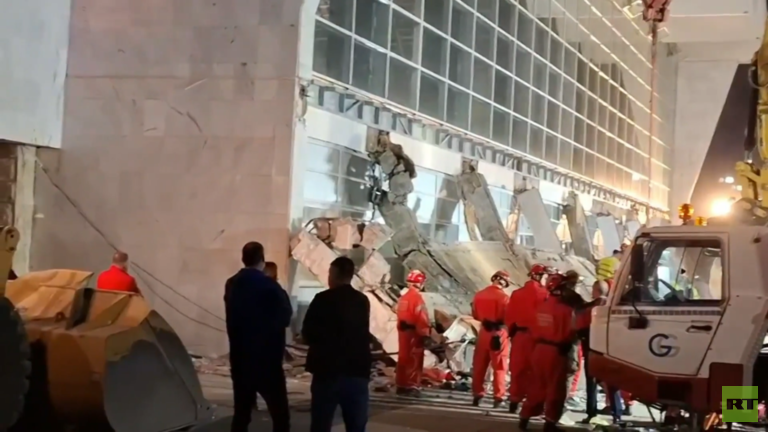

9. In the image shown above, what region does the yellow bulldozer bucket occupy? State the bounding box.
[5,269,215,432]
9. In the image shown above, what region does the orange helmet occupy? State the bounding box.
[545,273,564,291]
[406,269,426,285]
[491,270,511,287]
[528,263,548,277]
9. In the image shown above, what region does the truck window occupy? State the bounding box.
[618,238,723,305]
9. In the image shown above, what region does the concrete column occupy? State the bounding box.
[30,0,307,356]
[671,60,738,209]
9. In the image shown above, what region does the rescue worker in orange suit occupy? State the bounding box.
[471,270,511,408]
[396,269,431,397]
[505,264,550,413]
[519,272,600,432]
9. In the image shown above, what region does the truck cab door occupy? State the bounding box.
[606,234,725,376]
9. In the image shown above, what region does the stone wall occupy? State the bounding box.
[30,0,307,356]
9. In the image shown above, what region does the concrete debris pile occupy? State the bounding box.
[289,127,608,386]
[290,216,400,355]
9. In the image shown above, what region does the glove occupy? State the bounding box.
[490,335,502,351]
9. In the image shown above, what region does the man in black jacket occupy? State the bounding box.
[225,242,293,432]
[302,257,371,432]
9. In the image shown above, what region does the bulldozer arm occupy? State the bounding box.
[6,269,214,432]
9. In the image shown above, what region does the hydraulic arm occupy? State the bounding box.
[733,14,768,223]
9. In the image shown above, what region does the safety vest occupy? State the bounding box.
[596,256,620,281]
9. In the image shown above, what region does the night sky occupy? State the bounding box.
[689,63,751,214]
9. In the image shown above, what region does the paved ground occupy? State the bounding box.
[195,374,664,432]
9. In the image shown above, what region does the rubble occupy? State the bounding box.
[288,126,611,388]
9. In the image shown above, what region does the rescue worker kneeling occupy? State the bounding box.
[472,270,511,408]
[396,269,431,397]
[505,263,550,413]
[519,273,596,432]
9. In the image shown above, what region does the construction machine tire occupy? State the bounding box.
[0,296,31,430]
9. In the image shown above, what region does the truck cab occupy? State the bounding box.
[588,224,768,413]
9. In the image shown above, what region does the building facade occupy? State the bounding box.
[10,0,764,357]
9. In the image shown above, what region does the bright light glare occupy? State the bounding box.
[724,176,735,184]
[710,199,732,217]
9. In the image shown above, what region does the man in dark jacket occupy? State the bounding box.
[302,257,372,432]
[225,242,293,432]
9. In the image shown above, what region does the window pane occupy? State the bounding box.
[476,0,497,23]
[516,8,534,50]
[618,239,723,304]
[340,177,372,209]
[388,58,418,109]
[513,81,530,117]
[340,151,369,181]
[447,85,471,129]
[304,171,339,204]
[472,57,493,99]
[573,145,584,174]
[475,18,495,60]
[352,42,387,96]
[495,34,514,73]
[492,108,511,146]
[313,21,352,84]
[394,0,422,17]
[498,0,517,36]
[514,45,532,84]
[422,28,449,76]
[449,44,472,88]
[511,117,528,153]
[391,10,420,62]
[544,133,558,164]
[354,0,390,48]
[318,0,354,31]
[529,124,544,159]
[559,139,572,170]
[424,0,450,33]
[451,2,474,47]
[533,20,550,58]
[494,68,512,109]
[419,73,447,120]
[471,97,492,138]
[532,57,547,92]
[306,143,341,173]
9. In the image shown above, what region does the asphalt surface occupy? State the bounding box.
[196,374,664,432]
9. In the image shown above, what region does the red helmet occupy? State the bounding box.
[545,273,564,291]
[406,269,426,285]
[529,263,548,277]
[491,270,511,287]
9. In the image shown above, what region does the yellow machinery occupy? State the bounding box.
[0,227,28,430]
[0,228,214,431]
[722,15,768,225]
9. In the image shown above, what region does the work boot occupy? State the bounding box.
[508,401,519,414]
[472,396,482,407]
[543,420,563,432]
[396,387,421,398]
[519,418,530,431]
[493,398,504,409]
[578,416,595,425]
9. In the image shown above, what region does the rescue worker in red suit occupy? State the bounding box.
[396,269,431,397]
[471,270,511,408]
[519,272,599,432]
[505,263,550,413]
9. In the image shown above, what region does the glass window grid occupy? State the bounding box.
[313,0,672,203]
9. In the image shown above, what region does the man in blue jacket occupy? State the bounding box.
[225,242,293,432]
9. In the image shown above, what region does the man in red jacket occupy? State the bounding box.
[96,251,139,294]
[505,263,549,413]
